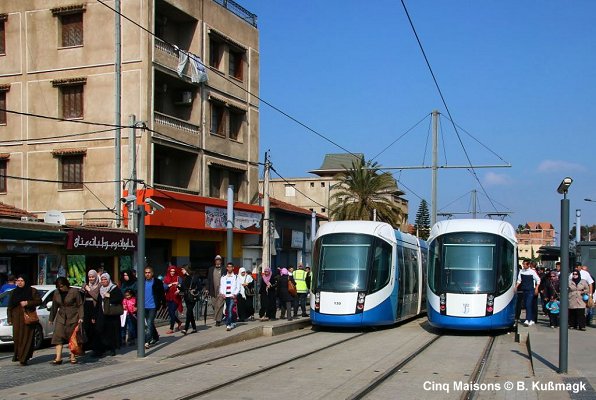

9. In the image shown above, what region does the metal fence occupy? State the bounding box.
[212,0,257,27]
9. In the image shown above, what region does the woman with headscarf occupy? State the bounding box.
[163,265,183,334]
[179,265,201,334]
[92,273,123,357]
[276,268,296,321]
[237,267,255,322]
[82,269,100,351]
[120,270,137,294]
[258,267,276,321]
[7,275,41,366]
[49,277,84,364]
[569,270,589,330]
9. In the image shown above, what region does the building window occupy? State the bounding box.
[60,12,83,47]
[0,91,6,125]
[228,170,243,201]
[210,101,225,136]
[59,154,84,189]
[228,49,244,80]
[310,182,314,188]
[209,38,222,69]
[0,15,6,56]
[0,159,7,193]
[229,109,244,141]
[209,167,222,198]
[52,78,86,120]
[285,185,296,197]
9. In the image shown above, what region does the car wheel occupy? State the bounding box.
[33,324,44,350]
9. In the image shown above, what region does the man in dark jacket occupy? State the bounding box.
[205,255,226,326]
[143,267,166,348]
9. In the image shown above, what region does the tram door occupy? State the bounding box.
[396,246,406,319]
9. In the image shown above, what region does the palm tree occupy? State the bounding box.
[329,158,402,227]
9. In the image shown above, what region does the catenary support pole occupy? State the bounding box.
[114,0,122,227]
[136,205,146,357]
[559,194,569,373]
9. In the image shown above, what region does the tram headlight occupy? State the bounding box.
[439,293,446,305]
[315,292,320,310]
[355,292,366,313]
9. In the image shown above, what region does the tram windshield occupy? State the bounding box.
[428,232,514,295]
[312,233,391,293]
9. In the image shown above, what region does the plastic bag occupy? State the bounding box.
[76,322,87,344]
[288,279,297,297]
[69,324,84,356]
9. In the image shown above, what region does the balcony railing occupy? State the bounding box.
[212,0,257,27]
[154,111,200,134]
[155,37,178,57]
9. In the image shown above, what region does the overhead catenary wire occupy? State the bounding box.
[400,0,499,213]
[0,127,122,145]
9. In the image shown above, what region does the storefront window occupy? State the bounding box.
[38,254,60,285]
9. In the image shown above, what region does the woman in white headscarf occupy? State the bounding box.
[237,268,255,322]
[91,273,123,357]
[82,269,100,351]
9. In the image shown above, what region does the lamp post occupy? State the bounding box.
[557,177,572,374]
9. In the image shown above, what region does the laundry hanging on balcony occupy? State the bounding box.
[175,46,208,84]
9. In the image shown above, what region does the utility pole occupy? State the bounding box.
[136,203,146,357]
[114,0,122,227]
[128,115,137,232]
[472,189,477,219]
[227,185,234,265]
[262,153,271,273]
[431,110,439,226]
[378,110,511,223]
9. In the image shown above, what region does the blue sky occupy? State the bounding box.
[240,1,596,238]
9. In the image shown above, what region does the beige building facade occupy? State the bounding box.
[0,0,262,275]
[516,222,556,262]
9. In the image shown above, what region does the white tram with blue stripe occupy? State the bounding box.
[310,221,428,327]
[427,219,518,330]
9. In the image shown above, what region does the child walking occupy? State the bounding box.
[122,289,137,345]
[546,296,560,328]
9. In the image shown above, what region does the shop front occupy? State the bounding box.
[0,221,66,285]
[64,227,137,286]
[135,189,263,278]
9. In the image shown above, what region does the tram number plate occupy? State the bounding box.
[334,301,341,305]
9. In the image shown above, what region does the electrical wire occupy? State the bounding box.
[441,114,511,165]
[0,107,131,128]
[400,0,499,213]
[0,173,119,185]
[269,165,332,213]
[0,127,121,145]
[370,113,431,161]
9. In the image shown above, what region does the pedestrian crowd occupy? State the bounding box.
[516,260,594,330]
[6,255,312,366]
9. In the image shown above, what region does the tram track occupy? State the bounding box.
[348,333,498,400]
[61,330,370,400]
[460,335,496,400]
[59,329,324,400]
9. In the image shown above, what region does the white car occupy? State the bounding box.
[0,285,79,349]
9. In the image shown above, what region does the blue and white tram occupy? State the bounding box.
[310,221,427,327]
[426,219,518,330]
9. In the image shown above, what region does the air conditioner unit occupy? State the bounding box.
[174,91,193,105]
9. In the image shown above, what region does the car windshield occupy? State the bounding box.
[0,289,48,307]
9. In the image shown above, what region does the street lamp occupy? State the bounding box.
[585,198,596,203]
[558,177,572,374]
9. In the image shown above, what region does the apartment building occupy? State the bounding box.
[0,0,262,277]
[516,221,556,261]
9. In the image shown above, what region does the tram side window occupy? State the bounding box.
[496,240,514,293]
[369,239,391,293]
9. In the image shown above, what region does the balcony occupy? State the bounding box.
[154,111,199,135]
[212,0,257,27]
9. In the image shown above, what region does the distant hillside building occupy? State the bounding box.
[262,153,409,229]
[516,222,556,261]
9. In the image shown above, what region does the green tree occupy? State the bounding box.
[414,199,431,239]
[329,158,402,227]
